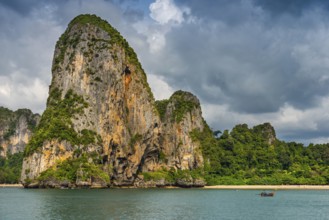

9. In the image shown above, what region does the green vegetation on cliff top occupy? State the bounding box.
[0,107,14,122]
[155,90,199,122]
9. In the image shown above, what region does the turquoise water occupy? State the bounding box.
[1,188,329,220]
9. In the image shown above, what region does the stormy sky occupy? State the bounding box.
[1,0,329,144]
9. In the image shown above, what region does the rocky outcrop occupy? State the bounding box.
[0,107,40,158]
[253,123,277,145]
[156,91,204,170]
[21,14,206,188]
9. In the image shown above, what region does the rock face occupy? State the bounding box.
[21,14,205,188]
[156,91,204,171]
[0,107,40,158]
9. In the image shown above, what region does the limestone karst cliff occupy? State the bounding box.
[0,107,40,158]
[21,14,206,188]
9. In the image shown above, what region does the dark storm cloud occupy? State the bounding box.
[122,7,144,22]
[144,0,329,114]
[280,125,329,143]
[177,0,329,19]
[1,0,329,144]
[176,0,263,26]
[0,0,41,15]
[0,0,67,15]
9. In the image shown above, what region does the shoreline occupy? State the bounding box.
[204,185,329,190]
[0,184,23,188]
[2,184,329,190]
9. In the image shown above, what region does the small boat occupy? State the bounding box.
[260,192,275,197]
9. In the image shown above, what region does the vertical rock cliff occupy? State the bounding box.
[21,14,206,188]
[0,107,40,158]
[155,91,204,171]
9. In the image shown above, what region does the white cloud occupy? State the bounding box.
[148,74,174,100]
[134,0,192,53]
[147,31,166,53]
[0,76,48,113]
[0,8,63,113]
[149,0,189,25]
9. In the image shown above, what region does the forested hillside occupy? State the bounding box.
[0,152,23,183]
[193,122,329,185]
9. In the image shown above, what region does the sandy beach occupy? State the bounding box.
[0,184,23,188]
[204,185,329,190]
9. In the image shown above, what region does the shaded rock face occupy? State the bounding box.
[21,14,205,187]
[0,107,40,158]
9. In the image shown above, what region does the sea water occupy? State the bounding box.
[1,188,329,220]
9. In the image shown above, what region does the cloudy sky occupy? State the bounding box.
[1,0,329,144]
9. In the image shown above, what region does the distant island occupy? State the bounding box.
[1,14,329,188]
